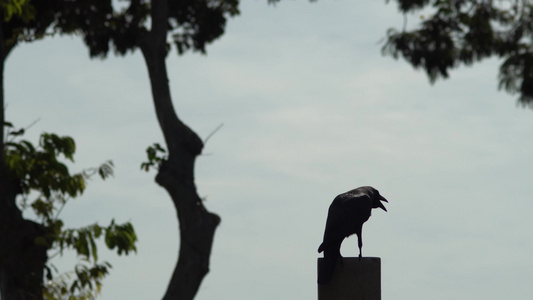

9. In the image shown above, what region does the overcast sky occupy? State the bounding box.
[5,1,533,299]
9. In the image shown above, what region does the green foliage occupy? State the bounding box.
[104,220,137,256]
[3,123,137,300]
[167,0,240,54]
[384,0,533,107]
[0,0,56,48]
[140,142,167,172]
[44,220,137,300]
[388,0,430,12]
[29,0,240,58]
[43,261,112,300]
[0,0,34,22]
[4,130,81,204]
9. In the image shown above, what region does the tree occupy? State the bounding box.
[383,0,533,107]
[1,123,137,300]
[0,0,239,298]
[0,2,141,298]
[32,1,239,299]
[0,1,63,298]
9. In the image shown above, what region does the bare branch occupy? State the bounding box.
[203,123,224,145]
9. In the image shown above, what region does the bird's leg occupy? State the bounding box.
[356,228,363,259]
[336,241,344,269]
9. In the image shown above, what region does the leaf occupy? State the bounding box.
[104,229,115,249]
[93,225,102,238]
[9,128,25,136]
[51,219,64,236]
[97,160,114,179]
[69,279,79,294]
[44,265,53,281]
[88,234,98,263]
[140,162,149,171]
[20,140,35,153]
[76,231,89,259]
[154,143,166,153]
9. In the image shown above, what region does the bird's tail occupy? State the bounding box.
[318,251,338,284]
[317,249,339,284]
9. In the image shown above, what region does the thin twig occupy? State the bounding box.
[24,118,41,131]
[53,196,69,221]
[203,123,224,145]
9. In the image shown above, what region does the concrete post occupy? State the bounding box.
[317,257,381,300]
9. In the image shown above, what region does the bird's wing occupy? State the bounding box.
[318,204,345,252]
[320,192,371,249]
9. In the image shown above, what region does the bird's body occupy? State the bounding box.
[317,186,387,284]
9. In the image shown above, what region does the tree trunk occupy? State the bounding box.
[0,203,47,300]
[0,19,48,300]
[138,1,221,299]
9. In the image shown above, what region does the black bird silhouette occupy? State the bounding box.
[317,186,388,284]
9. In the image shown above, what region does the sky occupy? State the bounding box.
[4,1,533,299]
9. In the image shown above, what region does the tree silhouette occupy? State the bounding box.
[384,0,533,107]
[27,1,239,299]
[1,123,137,300]
[0,2,139,299]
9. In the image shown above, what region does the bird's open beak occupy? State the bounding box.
[377,200,387,212]
[378,195,388,211]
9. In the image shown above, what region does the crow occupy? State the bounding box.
[317,186,388,284]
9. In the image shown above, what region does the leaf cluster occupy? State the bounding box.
[140,142,167,172]
[384,0,533,106]
[2,0,62,48]
[3,123,137,299]
[43,262,111,300]
[1,0,34,22]
[19,0,240,58]
[4,128,81,205]
[168,0,240,54]
[43,220,137,300]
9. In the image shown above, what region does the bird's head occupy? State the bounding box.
[365,186,388,212]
